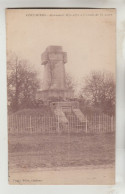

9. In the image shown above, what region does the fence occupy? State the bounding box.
[8,114,115,134]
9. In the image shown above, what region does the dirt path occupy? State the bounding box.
[9,166,115,185]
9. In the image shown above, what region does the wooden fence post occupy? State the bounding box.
[85,116,88,133]
[111,116,113,132]
[57,115,60,133]
[30,116,32,134]
[99,114,100,133]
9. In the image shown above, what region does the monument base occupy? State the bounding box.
[36,89,74,101]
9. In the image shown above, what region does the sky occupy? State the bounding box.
[6,9,116,84]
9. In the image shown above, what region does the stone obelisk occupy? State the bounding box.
[42,46,67,90]
[36,46,74,100]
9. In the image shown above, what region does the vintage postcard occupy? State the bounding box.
[6,8,116,184]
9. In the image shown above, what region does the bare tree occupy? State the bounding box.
[80,71,115,114]
[7,52,40,112]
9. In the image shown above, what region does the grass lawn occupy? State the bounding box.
[8,132,115,171]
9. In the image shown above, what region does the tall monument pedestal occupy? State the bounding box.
[37,45,74,101]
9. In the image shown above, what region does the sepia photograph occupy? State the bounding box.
[6,8,116,184]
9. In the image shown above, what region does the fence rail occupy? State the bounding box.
[8,114,115,134]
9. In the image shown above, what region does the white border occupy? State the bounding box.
[0,0,125,194]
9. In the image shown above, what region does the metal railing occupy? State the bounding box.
[8,114,115,134]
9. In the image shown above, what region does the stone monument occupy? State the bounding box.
[36,46,74,100]
[36,45,85,124]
